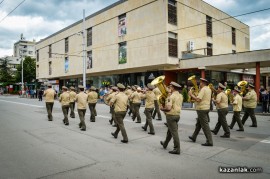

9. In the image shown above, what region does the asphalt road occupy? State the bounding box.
[0,96,269,179]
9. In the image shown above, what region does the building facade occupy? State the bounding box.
[36,0,250,89]
[14,34,36,58]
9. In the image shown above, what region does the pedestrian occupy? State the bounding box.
[87,86,98,122]
[59,86,70,125]
[152,86,162,120]
[211,83,230,138]
[141,83,156,135]
[76,85,88,131]
[69,86,76,118]
[229,88,244,131]
[188,78,213,146]
[130,87,142,123]
[242,84,258,127]
[261,88,269,113]
[160,82,183,155]
[110,83,129,143]
[38,89,43,101]
[43,84,56,121]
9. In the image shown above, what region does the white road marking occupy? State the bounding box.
[260,140,270,144]
[0,99,43,108]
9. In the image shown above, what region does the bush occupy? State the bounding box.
[182,88,189,102]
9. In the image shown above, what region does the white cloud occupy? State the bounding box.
[203,0,236,12]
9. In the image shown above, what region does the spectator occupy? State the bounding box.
[261,88,269,113]
[38,89,43,101]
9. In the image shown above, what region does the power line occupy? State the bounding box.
[0,0,26,23]
[0,0,5,5]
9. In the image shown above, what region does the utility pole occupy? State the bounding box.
[82,9,86,88]
[21,54,24,91]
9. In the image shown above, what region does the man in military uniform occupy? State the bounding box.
[128,86,136,117]
[87,86,98,122]
[59,86,70,125]
[141,83,156,135]
[106,86,118,126]
[211,83,230,138]
[43,83,56,121]
[76,85,88,131]
[242,84,258,127]
[188,78,213,146]
[152,86,162,120]
[130,87,142,123]
[125,86,133,114]
[110,83,129,143]
[229,88,244,131]
[160,82,183,155]
[69,86,76,118]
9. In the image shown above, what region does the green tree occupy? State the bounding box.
[15,56,36,84]
[0,57,15,86]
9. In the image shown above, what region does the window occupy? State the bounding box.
[65,38,68,53]
[232,27,236,45]
[168,0,177,25]
[49,45,52,58]
[87,28,92,46]
[36,50,39,62]
[49,62,52,75]
[206,15,212,37]
[119,42,127,64]
[87,51,92,69]
[168,32,178,57]
[29,51,33,55]
[65,57,69,73]
[37,65,39,77]
[118,14,127,36]
[232,50,236,54]
[207,43,213,56]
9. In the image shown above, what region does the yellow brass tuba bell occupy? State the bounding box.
[208,83,217,99]
[188,75,199,102]
[151,75,168,105]
[225,89,234,103]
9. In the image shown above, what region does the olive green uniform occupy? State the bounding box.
[87,91,98,122]
[152,87,162,120]
[106,91,118,125]
[69,91,77,118]
[230,94,244,130]
[242,89,257,127]
[59,91,70,124]
[191,86,213,145]
[76,92,88,130]
[44,88,56,121]
[111,92,129,141]
[162,91,183,153]
[130,91,142,122]
[141,90,155,133]
[212,92,230,136]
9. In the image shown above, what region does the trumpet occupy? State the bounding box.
[151,75,168,106]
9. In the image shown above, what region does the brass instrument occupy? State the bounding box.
[103,94,110,105]
[225,89,234,103]
[208,83,217,99]
[237,81,248,96]
[188,75,199,102]
[151,75,168,106]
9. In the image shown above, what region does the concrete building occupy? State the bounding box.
[14,34,36,58]
[36,0,251,90]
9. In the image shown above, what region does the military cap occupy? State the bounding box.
[117,83,126,89]
[234,88,241,93]
[90,86,96,91]
[70,86,75,90]
[147,83,155,90]
[112,86,118,91]
[169,81,181,88]
[132,86,136,91]
[137,87,142,91]
[200,78,208,83]
[62,86,68,90]
[78,85,84,89]
[47,83,52,87]
[134,85,139,88]
[248,83,255,88]
[127,85,131,89]
[218,83,226,89]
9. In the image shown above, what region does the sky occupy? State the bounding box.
[0,0,269,57]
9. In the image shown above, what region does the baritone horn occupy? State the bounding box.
[225,89,234,103]
[151,75,168,106]
[237,80,248,96]
[188,75,199,102]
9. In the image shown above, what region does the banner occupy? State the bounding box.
[118,16,126,36]
[87,51,92,69]
[119,43,127,64]
[65,57,69,73]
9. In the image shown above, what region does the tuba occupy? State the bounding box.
[188,75,199,102]
[151,75,168,106]
[237,81,248,96]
